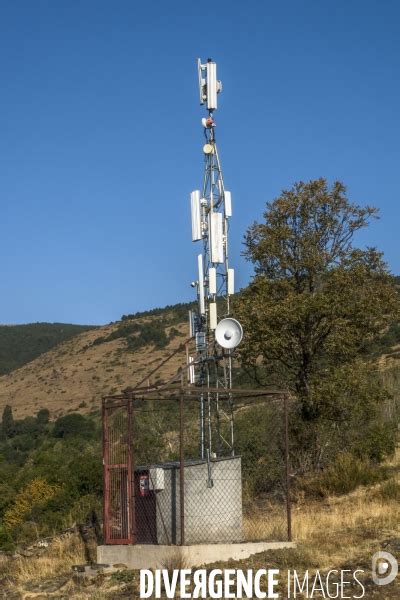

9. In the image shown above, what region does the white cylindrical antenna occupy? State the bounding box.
[206,60,218,111]
[225,191,232,217]
[198,254,205,314]
[209,267,217,294]
[228,268,235,295]
[209,212,224,263]
[209,302,217,330]
[190,190,202,241]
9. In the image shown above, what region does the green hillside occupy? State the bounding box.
[0,323,97,375]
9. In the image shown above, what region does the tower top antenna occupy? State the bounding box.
[197,58,222,112]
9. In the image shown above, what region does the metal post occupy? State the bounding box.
[102,399,109,544]
[179,380,185,546]
[228,352,235,456]
[200,391,205,460]
[185,341,190,384]
[284,394,292,542]
[128,393,136,544]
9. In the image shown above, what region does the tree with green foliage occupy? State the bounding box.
[1,404,15,439]
[53,413,95,439]
[236,179,399,419]
[36,408,50,426]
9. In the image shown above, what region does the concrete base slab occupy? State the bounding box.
[97,541,296,570]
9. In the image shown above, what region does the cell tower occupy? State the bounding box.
[188,58,243,461]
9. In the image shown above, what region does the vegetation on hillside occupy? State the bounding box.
[120,301,196,324]
[90,307,188,352]
[0,323,97,375]
[0,405,101,551]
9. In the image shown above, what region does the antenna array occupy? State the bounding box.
[188,58,243,460]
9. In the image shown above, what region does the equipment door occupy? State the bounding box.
[134,471,157,543]
[103,399,135,544]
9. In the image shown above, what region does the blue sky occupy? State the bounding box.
[1,0,399,324]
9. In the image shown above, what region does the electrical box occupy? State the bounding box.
[139,473,150,497]
[195,331,206,351]
[134,457,242,545]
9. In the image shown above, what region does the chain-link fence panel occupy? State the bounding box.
[103,390,292,546]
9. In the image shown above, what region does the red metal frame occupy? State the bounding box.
[102,386,292,546]
[103,397,135,545]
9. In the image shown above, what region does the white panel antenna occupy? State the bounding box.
[197,58,205,105]
[190,190,202,241]
[197,58,222,112]
[197,254,205,314]
[228,268,235,295]
[189,356,195,384]
[188,310,196,337]
[209,267,217,294]
[206,61,218,111]
[209,302,217,330]
[210,212,224,263]
[189,310,193,337]
[225,191,232,217]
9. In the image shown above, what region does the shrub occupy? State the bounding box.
[378,479,400,501]
[0,483,16,515]
[3,477,60,531]
[67,453,102,496]
[169,327,184,339]
[93,319,170,351]
[67,493,102,527]
[352,421,397,463]
[235,404,285,497]
[53,413,95,438]
[1,405,15,438]
[0,525,15,552]
[36,408,50,425]
[300,453,389,497]
[111,570,135,584]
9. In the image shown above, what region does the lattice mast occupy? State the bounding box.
[188,58,242,461]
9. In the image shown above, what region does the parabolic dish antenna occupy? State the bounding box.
[215,318,243,349]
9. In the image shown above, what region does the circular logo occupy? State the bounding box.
[372,551,398,586]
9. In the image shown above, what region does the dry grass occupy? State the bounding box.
[1,453,399,598]
[292,495,398,567]
[0,534,86,586]
[245,451,400,571]
[160,548,189,573]
[0,488,398,598]
[0,317,188,419]
[239,470,400,598]
[243,500,288,542]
